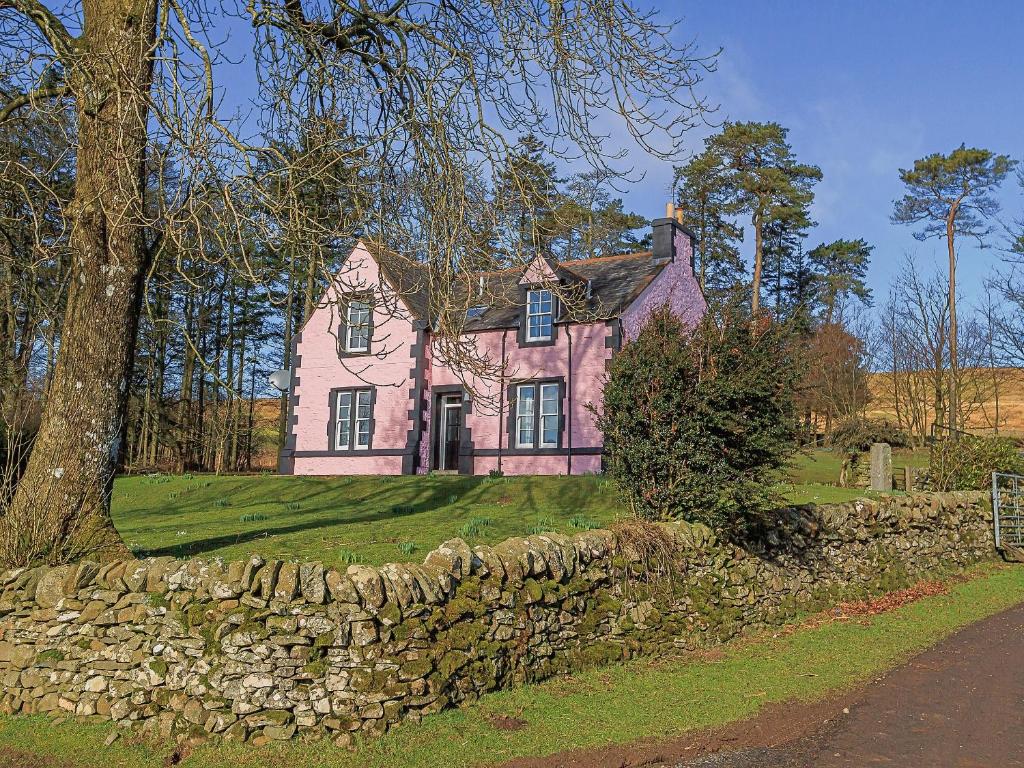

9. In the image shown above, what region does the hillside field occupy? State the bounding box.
[867,368,1024,436]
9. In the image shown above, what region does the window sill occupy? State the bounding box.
[517,337,557,348]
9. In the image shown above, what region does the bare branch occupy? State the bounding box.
[0,84,71,124]
[0,0,77,60]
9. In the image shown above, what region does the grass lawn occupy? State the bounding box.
[112,473,630,567]
[2,561,1021,768]
[110,464,877,568]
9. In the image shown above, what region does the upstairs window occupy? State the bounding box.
[335,388,372,450]
[515,381,561,449]
[345,300,370,352]
[526,289,553,341]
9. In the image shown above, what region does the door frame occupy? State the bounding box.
[437,393,462,471]
[428,385,472,474]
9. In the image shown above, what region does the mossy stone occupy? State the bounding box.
[443,596,476,622]
[437,650,470,679]
[443,620,486,651]
[378,601,402,626]
[522,579,544,603]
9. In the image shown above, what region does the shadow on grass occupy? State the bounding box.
[139,475,493,558]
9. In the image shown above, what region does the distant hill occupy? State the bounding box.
[866,368,1024,437]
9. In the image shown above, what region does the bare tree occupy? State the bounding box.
[0,0,716,564]
[877,258,949,445]
[877,256,997,445]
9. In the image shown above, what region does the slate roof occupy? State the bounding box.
[361,240,432,321]
[362,241,670,332]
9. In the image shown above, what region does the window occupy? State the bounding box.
[526,289,553,341]
[354,389,372,448]
[335,388,372,450]
[345,300,370,352]
[515,384,535,448]
[336,391,353,449]
[515,381,561,449]
[540,382,559,447]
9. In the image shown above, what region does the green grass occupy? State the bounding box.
[788,447,931,486]
[2,562,1021,768]
[112,474,628,567]
[110,468,883,568]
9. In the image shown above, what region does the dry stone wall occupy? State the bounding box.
[0,492,993,744]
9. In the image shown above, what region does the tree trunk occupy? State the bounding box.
[176,299,196,473]
[0,0,157,566]
[751,209,763,315]
[946,210,959,435]
[277,249,296,469]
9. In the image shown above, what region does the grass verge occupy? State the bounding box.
[1,561,1021,768]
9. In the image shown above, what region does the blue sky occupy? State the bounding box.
[613,0,1024,310]
[206,0,1022,309]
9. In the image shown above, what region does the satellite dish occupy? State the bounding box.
[269,369,291,393]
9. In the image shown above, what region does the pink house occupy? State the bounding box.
[280,214,706,476]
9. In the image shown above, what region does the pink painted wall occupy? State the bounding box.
[422,321,611,475]
[289,243,418,476]
[620,227,707,340]
[520,254,558,285]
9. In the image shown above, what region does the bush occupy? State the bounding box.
[928,435,1024,491]
[597,302,801,531]
[827,417,909,454]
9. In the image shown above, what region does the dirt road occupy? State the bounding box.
[502,602,1024,768]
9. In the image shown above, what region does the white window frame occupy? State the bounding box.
[354,389,372,449]
[539,382,560,448]
[526,289,553,342]
[335,391,353,450]
[335,388,372,450]
[345,300,371,353]
[515,384,536,448]
[515,381,561,449]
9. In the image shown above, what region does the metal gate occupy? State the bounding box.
[991,472,1024,554]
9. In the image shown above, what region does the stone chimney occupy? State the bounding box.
[651,202,694,269]
[655,201,696,270]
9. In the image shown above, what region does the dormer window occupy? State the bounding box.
[345,300,370,352]
[526,289,553,341]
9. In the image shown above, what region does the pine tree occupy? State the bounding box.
[806,238,873,324]
[673,148,744,298]
[892,145,1015,432]
[708,122,821,315]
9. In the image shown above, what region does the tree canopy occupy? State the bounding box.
[806,238,873,324]
[707,121,821,315]
[891,144,1015,434]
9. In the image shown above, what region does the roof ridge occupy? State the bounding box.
[468,250,654,278]
[561,250,653,266]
